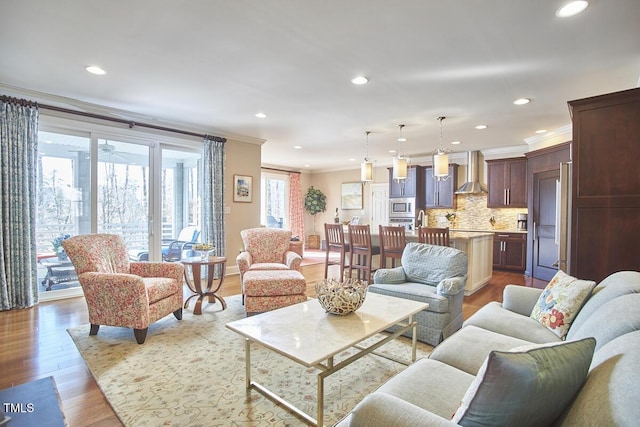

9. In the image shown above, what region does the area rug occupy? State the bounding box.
[68,295,432,427]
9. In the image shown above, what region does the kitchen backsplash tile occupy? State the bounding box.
[426,193,527,231]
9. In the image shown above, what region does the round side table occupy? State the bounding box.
[181,256,227,315]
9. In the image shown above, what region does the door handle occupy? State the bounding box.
[552,259,560,268]
[504,189,507,205]
[532,222,537,241]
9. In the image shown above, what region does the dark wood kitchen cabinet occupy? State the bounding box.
[424,164,458,209]
[487,158,527,208]
[493,232,526,272]
[388,165,424,198]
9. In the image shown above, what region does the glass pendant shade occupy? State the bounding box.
[361,159,373,182]
[433,150,449,179]
[393,155,408,180]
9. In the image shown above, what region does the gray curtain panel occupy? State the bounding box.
[0,98,39,310]
[202,137,225,271]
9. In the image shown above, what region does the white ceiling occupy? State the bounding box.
[1,1,639,172]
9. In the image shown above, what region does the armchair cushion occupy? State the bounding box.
[401,243,467,285]
[452,338,596,427]
[530,270,596,339]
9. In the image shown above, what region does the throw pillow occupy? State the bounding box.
[451,337,596,427]
[530,270,596,339]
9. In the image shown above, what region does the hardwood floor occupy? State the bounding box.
[0,262,545,426]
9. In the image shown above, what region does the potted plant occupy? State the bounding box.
[304,186,326,249]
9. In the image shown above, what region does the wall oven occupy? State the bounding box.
[389,198,416,231]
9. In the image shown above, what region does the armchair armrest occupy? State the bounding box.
[285,250,302,271]
[373,266,406,284]
[437,276,466,296]
[350,393,459,427]
[130,261,184,282]
[236,251,252,277]
[502,285,543,316]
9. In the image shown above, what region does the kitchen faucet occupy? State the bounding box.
[416,209,426,228]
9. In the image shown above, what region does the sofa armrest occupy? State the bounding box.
[284,250,302,271]
[503,285,543,316]
[349,393,459,427]
[236,251,252,277]
[373,267,406,284]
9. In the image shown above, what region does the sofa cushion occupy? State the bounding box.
[368,283,449,313]
[568,293,640,350]
[401,243,467,285]
[530,270,595,339]
[464,301,562,344]
[556,330,640,426]
[373,266,406,284]
[566,271,640,341]
[429,325,533,375]
[451,337,596,427]
[374,358,474,420]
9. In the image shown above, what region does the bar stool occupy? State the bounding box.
[347,224,380,284]
[418,226,451,247]
[324,223,350,279]
[379,225,407,269]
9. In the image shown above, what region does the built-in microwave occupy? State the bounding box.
[389,197,415,217]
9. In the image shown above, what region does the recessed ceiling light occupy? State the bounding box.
[397,137,407,142]
[513,98,531,105]
[451,141,461,145]
[304,164,311,168]
[388,149,397,154]
[556,1,588,17]
[351,76,368,85]
[475,125,488,130]
[85,65,106,75]
[293,145,302,149]
[536,129,547,134]
[255,112,267,118]
[348,158,356,162]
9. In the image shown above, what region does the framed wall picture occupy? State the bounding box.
[341,182,363,210]
[233,174,253,203]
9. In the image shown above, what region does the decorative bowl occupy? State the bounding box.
[192,243,215,261]
[315,278,367,315]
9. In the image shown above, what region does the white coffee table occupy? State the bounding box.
[226,293,428,426]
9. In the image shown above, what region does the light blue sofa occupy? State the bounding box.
[336,271,640,427]
[368,242,468,346]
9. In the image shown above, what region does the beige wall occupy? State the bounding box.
[224,138,262,265]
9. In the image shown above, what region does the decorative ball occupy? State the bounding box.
[315,278,367,315]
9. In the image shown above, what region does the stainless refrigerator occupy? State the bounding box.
[555,161,572,273]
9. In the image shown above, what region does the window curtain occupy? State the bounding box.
[288,172,304,245]
[0,98,39,310]
[202,137,225,269]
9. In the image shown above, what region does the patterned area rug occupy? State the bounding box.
[68,295,432,426]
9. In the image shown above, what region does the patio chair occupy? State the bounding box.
[128,226,200,261]
[62,233,184,344]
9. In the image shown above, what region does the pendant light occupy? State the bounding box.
[393,124,408,181]
[360,131,374,183]
[433,116,451,181]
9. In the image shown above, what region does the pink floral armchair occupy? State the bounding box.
[62,234,184,344]
[236,228,302,281]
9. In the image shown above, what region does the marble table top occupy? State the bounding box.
[226,293,428,367]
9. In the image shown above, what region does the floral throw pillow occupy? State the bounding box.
[530,270,596,339]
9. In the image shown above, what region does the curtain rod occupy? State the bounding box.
[261,166,301,175]
[1,95,226,143]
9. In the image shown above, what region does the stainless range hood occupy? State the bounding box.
[455,151,487,194]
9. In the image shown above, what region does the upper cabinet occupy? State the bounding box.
[486,158,527,208]
[424,164,458,209]
[388,165,424,198]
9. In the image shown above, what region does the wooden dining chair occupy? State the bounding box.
[379,225,407,269]
[418,227,451,247]
[324,223,350,279]
[347,224,380,284]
